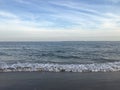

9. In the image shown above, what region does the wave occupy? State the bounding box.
[0,62,120,72]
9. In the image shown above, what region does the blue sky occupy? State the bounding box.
[0,0,120,41]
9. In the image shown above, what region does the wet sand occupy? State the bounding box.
[0,72,120,90]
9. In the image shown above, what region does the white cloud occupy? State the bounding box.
[50,1,98,14]
[14,0,30,4]
[99,13,120,30]
[107,0,120,3]
[0,1,120,41]
[0,10,120,41]
[0,11,17,18]
[0,10,55,28]
[0,19,120,41]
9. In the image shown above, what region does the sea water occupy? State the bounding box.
[0,41,120,72]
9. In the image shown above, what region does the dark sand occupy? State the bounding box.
[0,72,120,90]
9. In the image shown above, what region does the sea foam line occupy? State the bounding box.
[1,62,120,72]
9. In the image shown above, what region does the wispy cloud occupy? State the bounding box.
[0,11,17,18]
[13,0,31,4]
[0,0,120,41]
[106,0,120,3]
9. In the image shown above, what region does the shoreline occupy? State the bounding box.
[1,72,120,90]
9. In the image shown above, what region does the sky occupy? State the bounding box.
[0,0,120,41]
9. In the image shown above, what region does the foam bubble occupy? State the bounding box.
[1,62,120,72]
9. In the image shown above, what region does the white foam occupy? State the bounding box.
[1,62,120,72]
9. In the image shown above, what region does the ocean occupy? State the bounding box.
[0,41,120,72]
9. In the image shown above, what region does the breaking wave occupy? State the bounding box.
[1,62,120,72]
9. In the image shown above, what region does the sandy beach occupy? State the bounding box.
[0,72,120,90]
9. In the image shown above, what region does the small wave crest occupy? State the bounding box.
[0,62,120,72]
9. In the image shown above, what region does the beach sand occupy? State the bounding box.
[0,72,120,90]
